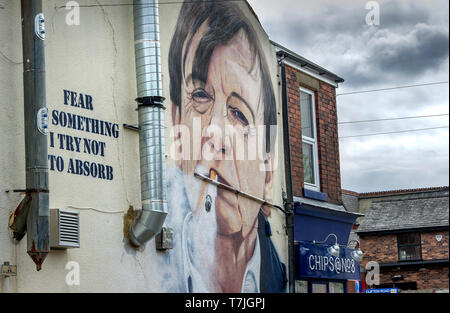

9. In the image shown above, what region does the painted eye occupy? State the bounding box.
[229,107,249,126]
[192,88,212,103]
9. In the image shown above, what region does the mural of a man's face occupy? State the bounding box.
[172,21,273,238]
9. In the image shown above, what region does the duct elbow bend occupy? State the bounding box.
[128,203,167,247]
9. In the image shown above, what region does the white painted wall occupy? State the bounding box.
[0,0,288,292]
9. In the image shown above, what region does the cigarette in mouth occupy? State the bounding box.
[209,169,217,181]
[195,169,218,210]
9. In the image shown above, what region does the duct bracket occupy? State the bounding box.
[155,227,173,250]
[1,262,17,277]
[135,96,166,110]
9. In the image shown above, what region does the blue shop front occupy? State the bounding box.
[293,195,363,293]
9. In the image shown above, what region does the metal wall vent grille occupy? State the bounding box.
[50,209,80,249]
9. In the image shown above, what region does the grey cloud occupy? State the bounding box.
[340,134,449,192]
[331,24,449,87]
[249,0,449,192]
[342,165,449,192]
[368,24,449,78]
[258,0,449,88]
[262,0,437,49]
[379,1,431,30]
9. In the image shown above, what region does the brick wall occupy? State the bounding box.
[379,265,449,290]
[421,230,449,260]
[360,234,399,265]
[347,280,357,293]
[359,230,449,291]
[316,81,342,204]
[285,65,303,197]
[285,65,342,204]
[360,231,449,266]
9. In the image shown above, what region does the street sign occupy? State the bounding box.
[365,288,399,293]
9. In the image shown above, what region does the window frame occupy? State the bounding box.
[300,87,320,192]
[303,279,347,293]
[397,232,422,261]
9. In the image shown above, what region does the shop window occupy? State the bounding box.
[329,282,344,293]
[311,282,327,293]
[304,280,347,293]
[300,88,320,191]
[397,233,422,261]
[295,280,308,293]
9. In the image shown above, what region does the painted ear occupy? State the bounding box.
[261,156,274,218]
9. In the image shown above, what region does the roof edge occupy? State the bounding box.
[343,186,449,199]
[357,225,450,236]
[271,40,345,84]
[371,193,450,203]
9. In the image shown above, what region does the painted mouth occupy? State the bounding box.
[194,166,239,217]
[212,170,239,210]
[209,168,233,190]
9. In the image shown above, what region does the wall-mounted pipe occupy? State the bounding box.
[280,59,295,293]
[129,0,168,247]
[20,0,50,271]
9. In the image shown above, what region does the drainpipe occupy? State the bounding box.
[20,0,50,271]
[280,58,295,293]
[129,0,167,247]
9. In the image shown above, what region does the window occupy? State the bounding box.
[300,88,320,191]
[295,280,308,293]
[397,233,422,261]
[329,282,344,293]
[302,280,347,293]
[311,282,327,293]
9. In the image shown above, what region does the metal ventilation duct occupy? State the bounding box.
[17,0,50,271]
[129,0,168,247]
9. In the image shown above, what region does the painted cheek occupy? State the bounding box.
[238,160,263,191]
[215,193,242,235]
[239,197,260,238]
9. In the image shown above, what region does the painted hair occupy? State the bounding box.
[169,0,277,154]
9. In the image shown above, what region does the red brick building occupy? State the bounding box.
[274,42,362,293]
[343,187,449,292]
[276,43,343,204]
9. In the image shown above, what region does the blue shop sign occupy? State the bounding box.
[298,241,361,280]
[365,288,399,294]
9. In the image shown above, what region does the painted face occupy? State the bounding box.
[174,24,272,239]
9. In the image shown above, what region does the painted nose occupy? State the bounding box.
[204,103,232,159]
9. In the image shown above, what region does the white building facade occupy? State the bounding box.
[0,0,289,292]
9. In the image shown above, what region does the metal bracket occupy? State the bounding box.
[37,107,49,135]
[34,13,46,40]
[6,188,49,194]
[135,96,166,109]
[277,54,287,65]
[1,262,17,277]
[123,123,139,131]
[155,227,173,251]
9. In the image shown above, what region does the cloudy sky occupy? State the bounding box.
[248,0,449,192]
